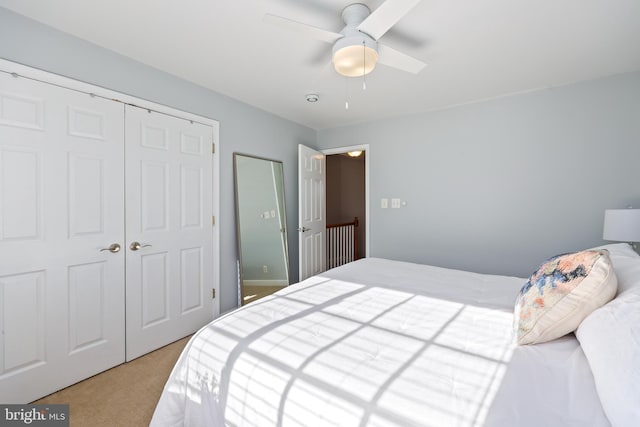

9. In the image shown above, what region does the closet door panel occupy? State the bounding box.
[140,251,170,326]
[181,247,203,313]
[181,166,203,228]
[140,160,169,231]
[68,262,109,352]
[68,154,106,236]
[1,149,40,240]
[125,105,213,361]
[0,271,45,372]
[0,72,125,403]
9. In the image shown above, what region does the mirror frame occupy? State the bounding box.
[233,153,290,306]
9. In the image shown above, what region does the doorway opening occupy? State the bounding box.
[323,145,369,264]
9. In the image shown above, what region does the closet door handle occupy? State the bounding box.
[100,243,121,253]
[130,241,152,251]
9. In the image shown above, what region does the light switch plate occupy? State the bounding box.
[391,198,401,208]
[381,198,388,209]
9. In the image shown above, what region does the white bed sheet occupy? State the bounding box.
[151,258,610,427]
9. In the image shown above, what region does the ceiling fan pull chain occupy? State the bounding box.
[362,41,367,91]
[345,77,350,110]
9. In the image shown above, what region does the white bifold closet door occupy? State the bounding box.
[124,105,213,361]
[0,73,215,403]
[0,72,126,403]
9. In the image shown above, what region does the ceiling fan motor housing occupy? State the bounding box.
[332,3,379,77]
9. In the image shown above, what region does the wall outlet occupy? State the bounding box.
[263,265,268,273]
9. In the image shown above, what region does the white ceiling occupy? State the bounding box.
[2,0,639,130]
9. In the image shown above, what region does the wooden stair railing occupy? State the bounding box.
[326,217,359,269]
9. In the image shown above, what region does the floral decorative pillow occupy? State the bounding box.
[514,249,617,345]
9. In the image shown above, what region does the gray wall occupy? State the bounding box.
[318,72,640,278]
[0,8,315,312]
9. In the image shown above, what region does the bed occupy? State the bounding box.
[151,243,640,427]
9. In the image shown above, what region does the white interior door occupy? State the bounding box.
[298,144,326,281]
[0,73,125,403]
[125,105,214,361]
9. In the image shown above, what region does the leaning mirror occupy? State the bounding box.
[234,153,290,306]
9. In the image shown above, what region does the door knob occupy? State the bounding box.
[130,241,152,251]
[99,243,121,253]
[297,227,310,232]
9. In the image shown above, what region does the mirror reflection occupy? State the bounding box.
[234,153,289,305]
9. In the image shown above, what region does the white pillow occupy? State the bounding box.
[576,287,640,426]
[514,249,617,345]
[589,243,640,294]
[577,243,640,426]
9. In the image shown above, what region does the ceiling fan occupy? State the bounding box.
[264,0,427,78]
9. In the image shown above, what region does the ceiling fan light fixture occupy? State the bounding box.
[332,37,378,77]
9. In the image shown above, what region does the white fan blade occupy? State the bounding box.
[263,14,343,44]
[358,0,422,41]
[377,43,426,74]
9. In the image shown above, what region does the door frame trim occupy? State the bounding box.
[321,144,370,258]
[0,58,221,317]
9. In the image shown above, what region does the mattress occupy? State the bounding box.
[151,258,610,427]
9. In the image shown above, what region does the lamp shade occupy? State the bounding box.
[603,209,640,242]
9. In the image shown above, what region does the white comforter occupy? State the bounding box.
[151,258,610,427]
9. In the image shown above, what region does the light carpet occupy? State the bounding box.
[32,336,190,426]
